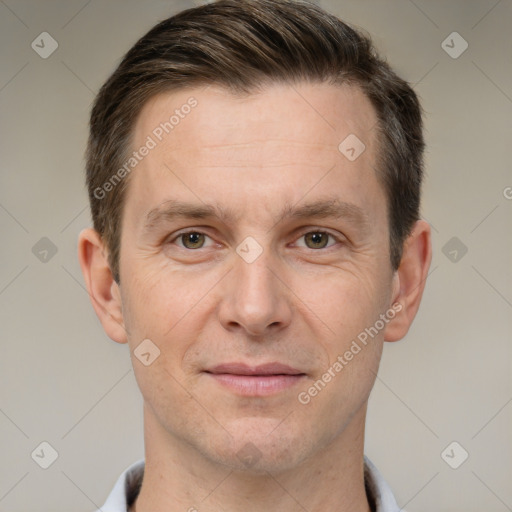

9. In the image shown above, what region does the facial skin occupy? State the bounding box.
[79,82,431,512]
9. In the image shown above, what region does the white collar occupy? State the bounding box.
[98,455,402,512]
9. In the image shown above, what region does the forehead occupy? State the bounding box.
[134,82,377,156]
[125,81,383,225]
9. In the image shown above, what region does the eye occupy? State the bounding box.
[172,231,213,250]
[169,229,341,251]
[295,231,339,250]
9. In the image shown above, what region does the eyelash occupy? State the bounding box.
[168,229,342,251]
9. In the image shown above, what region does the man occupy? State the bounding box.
[78,0,431,511]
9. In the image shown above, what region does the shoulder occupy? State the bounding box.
[364,456,404,512]
[94,459,145,512]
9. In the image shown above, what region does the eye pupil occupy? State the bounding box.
[182,232,205,249]
[306,232,329,249]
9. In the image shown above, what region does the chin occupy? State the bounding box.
[202,417,313,475]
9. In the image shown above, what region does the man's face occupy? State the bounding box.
[117,82,398,472]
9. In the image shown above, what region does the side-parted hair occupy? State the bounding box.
[86,0,424,283]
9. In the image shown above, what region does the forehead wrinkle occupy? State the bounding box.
[158,140,341,166]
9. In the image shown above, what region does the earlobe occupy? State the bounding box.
[383,220,432,342]
[77,228,128,344]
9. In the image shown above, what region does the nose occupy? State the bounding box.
[217,248,293,337]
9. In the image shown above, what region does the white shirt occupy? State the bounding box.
[96,456,403,512]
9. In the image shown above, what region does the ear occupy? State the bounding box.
[77,228,128,344]
[384,220,432,342]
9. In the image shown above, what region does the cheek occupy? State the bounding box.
[294,277,385,430]
[296,262,387,340]
[121,262,211,338]
[291,261,391,409]
[120,262,226,395]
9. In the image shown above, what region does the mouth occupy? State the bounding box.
[204,362,307,396]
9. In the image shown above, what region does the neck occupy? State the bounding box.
[133,403,371,512]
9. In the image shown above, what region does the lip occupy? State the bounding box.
[207,362,304,376]
[204,362,306,397]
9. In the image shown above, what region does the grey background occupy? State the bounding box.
[0,0,511,511]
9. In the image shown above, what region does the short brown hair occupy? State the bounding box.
[86,0,424,283]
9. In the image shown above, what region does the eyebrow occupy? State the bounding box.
[143,197,370,234]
